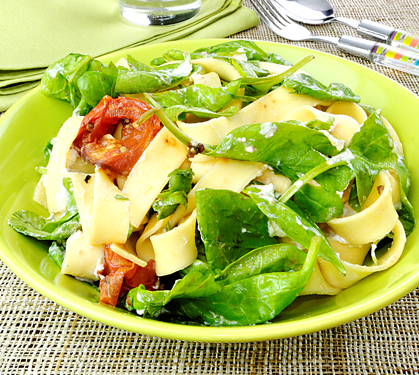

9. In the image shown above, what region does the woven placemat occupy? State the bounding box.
[1,0,419,373]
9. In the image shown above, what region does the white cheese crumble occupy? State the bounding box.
[256,183,276,204]
[267,220,287,237]
[245,145,255,153]
[327,149,355,165]
[94,257,105,280]
[371,244,378,265]
[294,180,304,189]
[328,233,349,245]
[320,130,345,151]
[259,122,278,139]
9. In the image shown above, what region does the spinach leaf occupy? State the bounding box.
[43,137,55,163]
[126,240,313,325]
[163,105,237,122]
[115,53,193,94]
[8,211,80,241]
[293,165,354,222]
[150,80,241,121]
[41,53,92,106]
[359,103,377,116]
[398,192,415,236]
[126,54,155,72]
[195,189,277,271]
[205,121,339,176]
[246,186,345,275]
[267,52,292,66]
[168,236,321,326]
[48,241,66,269]
[239,56,313,93]
[8,178,80,240]
[75,61,118,114]
[152,168,194,220]
[150,41,291,70]
[193,40,269,61]
[283,73,360,102]
[216,243,306,285]
[126,269,221,316]
[305,117,335,131]
[347,111,398,206]
[392,130,415,235]
[41,53,119,116]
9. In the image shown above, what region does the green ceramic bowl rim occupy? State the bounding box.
[1,39,418,342]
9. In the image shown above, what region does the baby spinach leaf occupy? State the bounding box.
[126,270,221,316]
[246,187,345,275]
[152,168,194,220]
[76,61,118,109]
[398,192,415,236]
[304,117,335,131]
[196,189,277,271]
[348,111,398,206]
[193,40,269,61]
[200,121,352,222]
[115,54,193,94]
[293,165,354,222]
[359,103,377,116]
[152,80,241,111]
[48,241,66,269]
[216,243,306,285]
[239,56,313,93]
[283,73,360,102]
[127,240,311,325]
[8,177,80,240]
[168,236,321,326]
[205,121,339,176]
[43,137,55,163]
[266,52,292,66]
[41,53,92,105]
[8,211,80,241]
[163,105,237,122]
[41,53,119,116]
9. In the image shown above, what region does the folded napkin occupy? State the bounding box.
[0,0,259,111]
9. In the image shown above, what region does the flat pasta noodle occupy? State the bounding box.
[327,171,399,245]
[301,260,341,296]
[122,127,188,228]
[67,172,95,241]
[178,86,332,145]
[89,168,130,245]
[326,101,368,125]
[61,230,104,281]
[318,220,406,289]
[151,210,198,276]
[168,158,267,228]
[191,58,242,81]
[280,104,360,144]
[45,116,84,213]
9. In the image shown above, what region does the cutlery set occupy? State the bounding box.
[249,0,419,76]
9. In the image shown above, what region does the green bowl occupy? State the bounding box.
[1,39,418,342]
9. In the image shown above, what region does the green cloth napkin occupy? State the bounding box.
[0,0,259,111]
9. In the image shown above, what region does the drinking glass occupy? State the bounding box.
[119,0,202,26]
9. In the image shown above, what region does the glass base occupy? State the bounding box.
[119,0,201,26]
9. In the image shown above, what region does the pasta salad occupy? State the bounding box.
[9,41,415,326]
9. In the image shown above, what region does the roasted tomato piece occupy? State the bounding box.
[73,96,162,176]
[99,245,158,307]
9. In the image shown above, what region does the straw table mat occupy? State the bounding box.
[1,0,419,373]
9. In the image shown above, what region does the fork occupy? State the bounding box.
[249,0,419,76]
